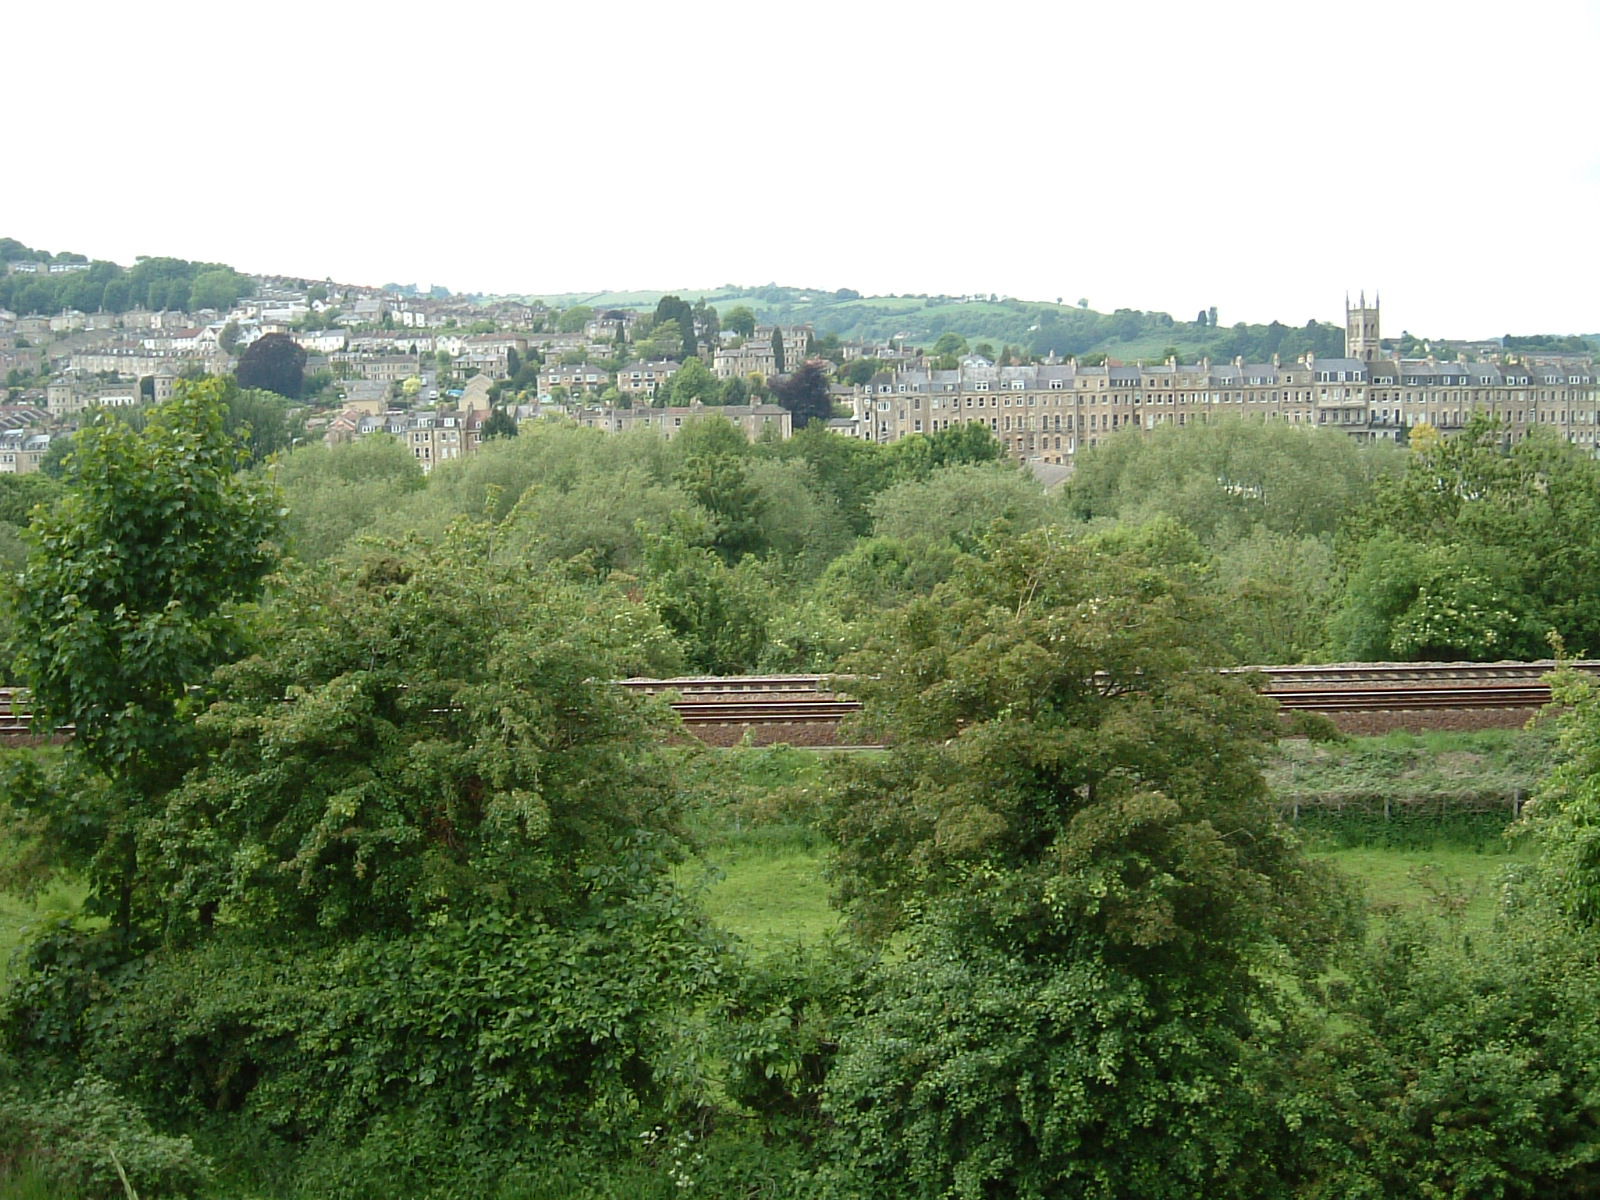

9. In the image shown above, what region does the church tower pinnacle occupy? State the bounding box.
[1345,291,1381,362]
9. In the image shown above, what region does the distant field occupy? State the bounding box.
[3,842,1514,963]
[538,289,732,309]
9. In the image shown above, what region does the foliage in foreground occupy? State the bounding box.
[13,392,1600,1195]
[816,528,1360,1198]
[1292,911,1600,1199]
[7,379,279,941]
[0,1066,212,1199]
[2,524,726,1187]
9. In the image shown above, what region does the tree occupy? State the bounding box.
[5,527,721,1172]
[218,321,242,355]
[481,406,518,440]
[219,380,302,465]
[654,295,697,360]
[869,462,1049,552]
[884,421,1004,480]
[764,422,898,535]
[556,305,593,333]
[1286,677,1600,1196]
[8,379,280,937]
[642,528,773,673]
[636,323,682,362]
[273,436,426,563]
[1210,527,1339,665]
[666,355,718,404]
[692,298,720,344]
[769,359,833,428]
[724,304,757,338]
[189,268,249,312]
[818,529,1357,1197]
[719,374,750,405]
[771,325,786,375]
[1299,904,1600,1198]
[1335,417,1600,659]
[815,533,964,616]
[1065,417,1402,547]
[673,428,768,565]
[838,358,880,386]
[235,331,306,399]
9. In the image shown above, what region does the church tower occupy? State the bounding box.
[1345,291,1380,362]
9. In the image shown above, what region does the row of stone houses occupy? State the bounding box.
[712,326,811,380]
[846,353,1600,463]
[538,359,685,397]
[845,301,1600,463]
[322,404,484,472]
[315,331,529,358]
[569,402,791,442]
[0,427,52,473]
[67,346,231,382]
[536,326,814,400]
[320,397,794,470]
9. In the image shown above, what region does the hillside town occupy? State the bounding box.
[1,261,1595,478]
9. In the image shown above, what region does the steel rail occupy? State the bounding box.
[3,662,1590,738]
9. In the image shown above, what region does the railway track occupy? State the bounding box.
[2,662,1592,741]
[624,661,1599,727]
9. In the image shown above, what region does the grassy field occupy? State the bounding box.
[695,839,1532,949]
[1,733,1546,962]
[683,734,1551,949]
[695,846,838,949]
[1319,843,1529,933]
[0,881,84,987]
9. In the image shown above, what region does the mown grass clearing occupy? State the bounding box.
[0,882,84,987]
[682,738,1550,948]
[697,840,1532,948]
[1318,842,1532,934]
[694,847,838,950]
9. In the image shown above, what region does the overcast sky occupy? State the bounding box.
[8,0,1597,338]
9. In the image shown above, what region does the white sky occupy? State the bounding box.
[7,0,1598,338]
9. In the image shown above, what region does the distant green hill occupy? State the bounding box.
[519,285,1355,364]
[518,285,1600,365]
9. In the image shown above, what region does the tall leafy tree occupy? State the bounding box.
[724,304,757,338]
[481,406,519,440]
[653,295,697,360]
[149,524,686,940]
[1066,417,1401,546]
[7,527,720,1171]
[235,331,306,399]
[8,379,280,935]
[819,528,1357,1197]
[1333,417,1600,659]
[556,304,593,333]
[769,359,833,428]
[666,356,718,405]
